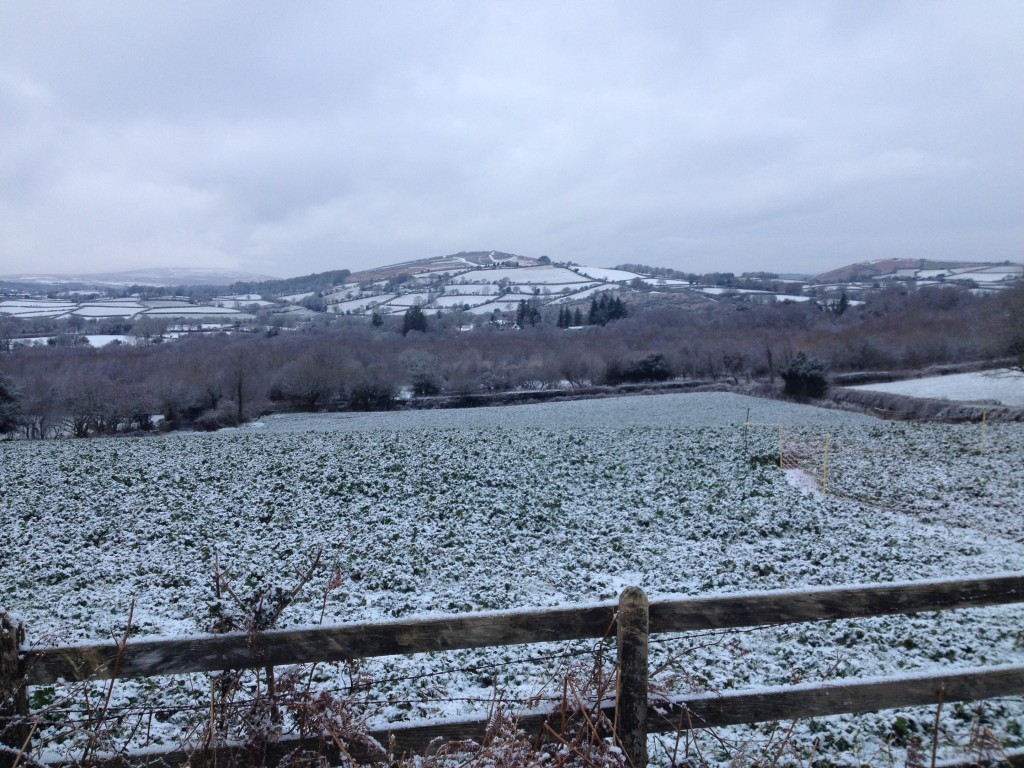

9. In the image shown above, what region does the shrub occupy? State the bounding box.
[779,351,829,398]
[193,401,240,431]
[604,353,673,385]
[347,381,396,411]
[410,370,441,396]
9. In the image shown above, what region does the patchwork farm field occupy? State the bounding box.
[850,369,1024,407]
[3,392,1024,765]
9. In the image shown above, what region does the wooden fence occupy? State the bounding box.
[4,574,1024,767]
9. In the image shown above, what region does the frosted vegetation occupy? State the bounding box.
[3,392,1024,764]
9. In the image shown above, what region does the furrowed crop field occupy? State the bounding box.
[3,392,1024,765]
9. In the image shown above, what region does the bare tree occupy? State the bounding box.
[130,315,169,345]
[0,373,19,436]
[273,350,340,410]
[0,316,17,353]
[400,350,442,396]
[59,372,111,437]
[998,282,1024,373]
[221,338,260,425]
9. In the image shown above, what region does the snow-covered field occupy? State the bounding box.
[142,305,249,317]
[851,369,1024,407]
[571,266,643,282]
[14,334,133,348]
[328,294,399,313]
[458,266,586,284]
[70,303,147,318]
[0,299,252,321]
[430,294,492,308]
[0,300,77,318]
[463,297,548,315]
[3,392,1023,765]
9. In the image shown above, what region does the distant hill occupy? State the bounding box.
[1,267,280,288]
[347,250,540,283]
[809,259,921,283]
[228,270,351,297]
[809,258,1021,284]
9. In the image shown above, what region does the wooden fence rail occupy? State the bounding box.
[21,573,1024,685]
[4,573,1024,767]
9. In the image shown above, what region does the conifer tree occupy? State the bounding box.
[402,304,428,335]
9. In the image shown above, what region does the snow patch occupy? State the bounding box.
[783,467,824,499]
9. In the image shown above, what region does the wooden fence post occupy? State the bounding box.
[616,587,649,768]
[1,613,30,768]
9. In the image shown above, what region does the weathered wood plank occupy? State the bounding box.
[937,747,1024,767]
[381,664,1024,750]
[37,710,563,767]
[648,573,1024,634]
[648,663,1024,733]
[47,664,1024,767]
[616,587,649,767]
[23,604,618,685]
[22,574,1024,685]
[1,614,30,768]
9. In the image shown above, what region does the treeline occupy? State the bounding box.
[616,263,802,294]
[0,284,1020,438]
[228,269,352,297]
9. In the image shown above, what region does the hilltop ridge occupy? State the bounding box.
[809,258,1020,284]
[2,252,1021,328]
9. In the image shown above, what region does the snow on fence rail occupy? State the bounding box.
[4,574,1024,767]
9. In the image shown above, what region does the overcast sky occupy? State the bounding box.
[1,1,1021,279]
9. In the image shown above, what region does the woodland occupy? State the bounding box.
[0,282,1022,438]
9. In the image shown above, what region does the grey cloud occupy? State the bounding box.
[0,0,1021,277]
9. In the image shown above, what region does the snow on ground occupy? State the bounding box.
[410,269,471,281]
[431,294,492,308]
[328,294,399,313]
[973,265,1023,275]
[464,300,514,315]
[697,287,783,297]
[462,297,543,314]
[71,304,145,318]
[3,392,1024,765]
[694,289,813,303]
[547,284,620,302]
[443,283,500,295]
[213,299,276,308]
[142,305,246,316]
[279,291,315,302]
[381,292,431,307]
[456,266,584,284]
[571,266,643,282]
[526,281,601,293]
[640,277,691,287]
[850,369,1024,406]
[0,300,77,317]
[242,392,873,434]
[84,334,131,346]
[963,271,1022,283]
[783,467,825,499]
[11,334,131,347]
